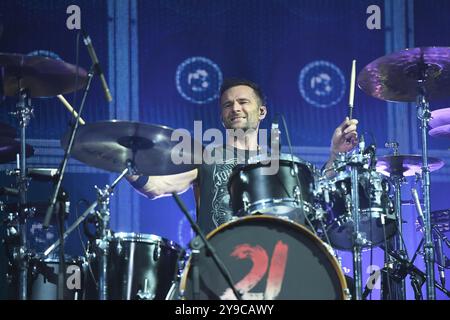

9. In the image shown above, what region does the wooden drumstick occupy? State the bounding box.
[57,95,86,125]
[348,59,356,120]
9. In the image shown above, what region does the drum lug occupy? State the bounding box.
[239,171,249,184]
[154,243,161,261]
[290,164,298,177]
[343,288,352,300]
[116,240,122,255]
[294,186,302,206]
[242,192,250,212]
[137,278,155,300]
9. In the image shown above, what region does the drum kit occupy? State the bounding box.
[1,47,450,300]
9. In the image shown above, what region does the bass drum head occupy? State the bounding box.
[180,216,348,300]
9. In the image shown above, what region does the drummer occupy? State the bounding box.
[127,78,358,234]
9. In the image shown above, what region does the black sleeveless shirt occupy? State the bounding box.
[194,145,257,235]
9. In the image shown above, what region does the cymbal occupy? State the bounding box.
[358,47,450,102]
[61,120,202,175]
[430,108,450,129]
[429,124,450,139]
[0,53,87,97]
[0,137,34,164]
[376,154,445,177]
[0,122,16,138]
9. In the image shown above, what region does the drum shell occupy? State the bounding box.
[85,233,182,300]
[324,171,396,249]
[29,256,87,300]
[228,158,316,221]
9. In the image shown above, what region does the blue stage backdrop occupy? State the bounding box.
[0,0,449,300]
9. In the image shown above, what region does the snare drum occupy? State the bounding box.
[86,233,183,300]
[228,154,317,224]
[321,170,396,250]
[179,216,349,300]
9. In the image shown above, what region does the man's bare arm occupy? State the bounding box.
[126,169,198,199]
[324,117,359,176]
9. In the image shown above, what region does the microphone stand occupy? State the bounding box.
[42,66,94,300]
[10,88,34,300]
[171,193,242,300]
[44,66,94,228]
[387,249,450,299]
[416,75,436,299]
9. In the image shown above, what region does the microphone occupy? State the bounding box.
[358,133,366,153]
[363,144,377,169]
[271,113,281,155]
[82,31,112,103]
[411,188,425,225]
[435,236,446,287]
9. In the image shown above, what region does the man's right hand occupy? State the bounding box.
[126,169,198,199]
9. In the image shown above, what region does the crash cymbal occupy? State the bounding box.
[0,53,87,97]
[376,154,445,177]
[358,47,450,102]
[0,122,16,138]
[61,120,202,175]
[429,124,450,139]
[430,108,450,129]
[0,137,34,164]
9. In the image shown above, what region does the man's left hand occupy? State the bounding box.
[331,117,359,155]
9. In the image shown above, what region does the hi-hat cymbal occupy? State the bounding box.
[430,108,450,129]
[0,53,87,97]
[358,47,450,102]
[376,154,445,177]
[0,137,34,164]
[61,120,202,176]
[429,124,450,139]
[0,122,16,138]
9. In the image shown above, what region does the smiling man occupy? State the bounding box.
[126,78,358,234]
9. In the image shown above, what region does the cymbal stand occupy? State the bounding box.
[43,165,132,300]
[335,140,369,300]
[416,88,436,300]
[8,88,34,300]
[386,142,407,299]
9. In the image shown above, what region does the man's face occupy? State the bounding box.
[220,85,266,130]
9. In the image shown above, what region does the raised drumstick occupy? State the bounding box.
[57,94,86,125]
[348,59,356,120]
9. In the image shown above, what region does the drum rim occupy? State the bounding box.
[235,198,315,216]
[179,215,349,300]
[328,168,385,183]
[113,232,182,251]
[247,153,303,163]
[230,153,315,174]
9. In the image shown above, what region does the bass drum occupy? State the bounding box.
[179,216,349,300]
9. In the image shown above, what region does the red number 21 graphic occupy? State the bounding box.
[220,240,288,300]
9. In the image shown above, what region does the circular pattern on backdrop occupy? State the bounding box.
[175,56,223,104]
[298,60,346,109]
